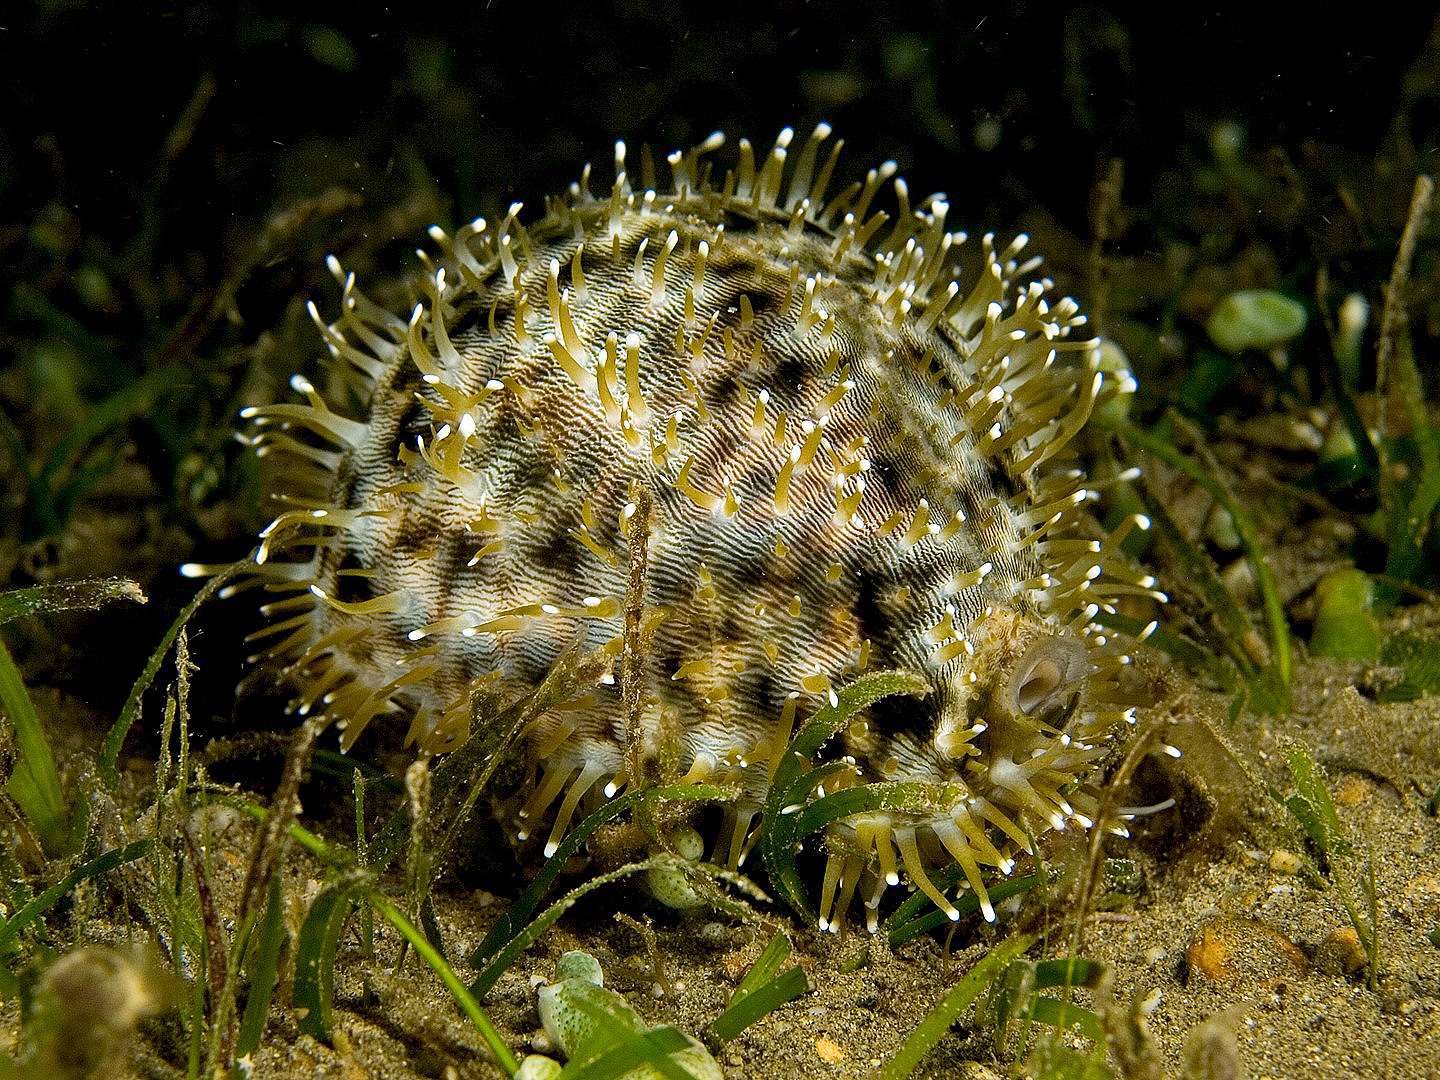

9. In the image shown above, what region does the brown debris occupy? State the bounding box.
[1184,917,1307,984]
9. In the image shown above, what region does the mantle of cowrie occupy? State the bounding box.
[211,124,1163,931]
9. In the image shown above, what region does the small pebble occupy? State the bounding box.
[814,1037,846,1065]
[1220,558,1257,602]
[698,922,732,947]
[1204,503,1242,551]
[1267,848,1303,875]
[1185,918,1307,984]
[515,1055,562,1080]
[1334,775,1370,807]
[1314,926,1368,977]
[1381,992,1416,1016]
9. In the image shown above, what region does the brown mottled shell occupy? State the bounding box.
[233,126,1158,930]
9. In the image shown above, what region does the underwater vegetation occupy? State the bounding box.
[3,8,1440,1079]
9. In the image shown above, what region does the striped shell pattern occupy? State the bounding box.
[235,125,1159,931]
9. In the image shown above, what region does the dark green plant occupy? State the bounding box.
[875,932,1033,1080]
[1375,630,1440,702]
[1299,179,1440,610]
[983,955,1108,1052]
[515,937,806,1079]
[1091,165,1439,726]
[552,1019,701,1080]
[882,870,1049,948]
[758,668,930,925]
[1272,743,1381,990]
[704,930,808,1045]
[1108,418,1292,716]
[0,576,146,856]
[0,841,153,976]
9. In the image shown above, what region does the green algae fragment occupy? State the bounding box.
[1206,289,1307,353]
[537,950,722,1080]
[1377,631,1440,703]
[644,825,708,914]
[1309,569,1380,663]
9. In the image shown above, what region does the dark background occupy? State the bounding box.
[7,5,1437,257]
[2,2,1437,714]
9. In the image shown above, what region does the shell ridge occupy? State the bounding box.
[227,124,1159,930]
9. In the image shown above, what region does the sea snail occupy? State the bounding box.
[198,124,1162,932]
